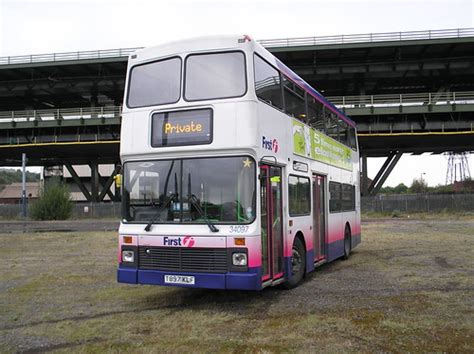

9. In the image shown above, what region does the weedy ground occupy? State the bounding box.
[0,217,473,352]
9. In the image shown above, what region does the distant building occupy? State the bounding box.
[0,182,41,204]
[453,180,474,193]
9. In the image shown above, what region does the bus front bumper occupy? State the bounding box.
[117,266,262,291]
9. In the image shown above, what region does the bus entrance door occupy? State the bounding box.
[260,165,284,283]
[313,174,327,261]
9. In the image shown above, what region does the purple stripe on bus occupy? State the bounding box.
[275,58,356,128]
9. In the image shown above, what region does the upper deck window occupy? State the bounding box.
[283,75,305,119]
[185,51,246,101]
[254,54,283,110]
[127,57,181,108]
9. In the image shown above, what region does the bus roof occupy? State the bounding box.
[130,35,251,64]
[131,35,356,128]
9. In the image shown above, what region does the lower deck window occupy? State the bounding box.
[330,182,355,213]
[288,175,310,216]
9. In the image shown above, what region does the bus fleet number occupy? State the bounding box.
[229,226,249,234]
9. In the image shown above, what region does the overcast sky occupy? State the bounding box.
[0,0,473,186]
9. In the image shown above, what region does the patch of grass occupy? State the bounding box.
[1,220,473,352]
[362,210,474,220]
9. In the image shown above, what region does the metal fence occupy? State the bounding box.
[0,202,122,220]
[362,193,474,213]
[0,204,23,219]
[1,194,473,220]
[1,28,473,66]
[72,202,122,219]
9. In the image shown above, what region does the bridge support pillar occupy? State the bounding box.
[368,151,403,195]
[361,154,369,196]
[65,163,92,202]
[113,163,121,202]
[98,164,121,202]
[64,163,120,203]
[90,161,99,203]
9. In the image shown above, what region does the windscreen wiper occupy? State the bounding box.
[189,194,219,233]
[144,193,176,232]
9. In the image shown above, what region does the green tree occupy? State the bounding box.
[393,183,409,194]
[409,177,429,194]
[429,184,453,194]
[379,186,394,194]
[30,180,73,220]
[379,183,408,194]
[0,169,40,191]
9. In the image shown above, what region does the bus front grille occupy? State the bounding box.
[138,247,228,273]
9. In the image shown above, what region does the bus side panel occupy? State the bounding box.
[352,170,362,249]
[327,212,344,262]
[342,211,356,248]
[352,222,362,248]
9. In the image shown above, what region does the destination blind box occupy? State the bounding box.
[151,108,213,147]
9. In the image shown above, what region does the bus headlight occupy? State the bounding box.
[232,252,247,266]
[122,250,135,263]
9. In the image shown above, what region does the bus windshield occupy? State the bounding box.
[123,156,256,224]
[127,51,246,108]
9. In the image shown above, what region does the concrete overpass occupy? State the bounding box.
[0,27,473,198]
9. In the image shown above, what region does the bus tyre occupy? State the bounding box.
[283,237,306,289]
[343,226,351,260]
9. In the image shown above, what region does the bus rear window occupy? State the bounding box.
[127,57,181,108]
[185,52,246,101]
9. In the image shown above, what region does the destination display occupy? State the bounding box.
[293,120,352,171]
[151,109,213,147]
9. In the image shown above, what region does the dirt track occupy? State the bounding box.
[0,218,473,352]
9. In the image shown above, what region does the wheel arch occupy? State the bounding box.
[345,221,352,235]
[293,230,309,276]
[294,230,306,251]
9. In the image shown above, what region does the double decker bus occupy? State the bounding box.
[117,35,360,290]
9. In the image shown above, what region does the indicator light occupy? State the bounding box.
[234,238,246,246]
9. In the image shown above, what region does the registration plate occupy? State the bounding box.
[164,274,195,285]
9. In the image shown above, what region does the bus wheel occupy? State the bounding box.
[283,236,306,289]
[343,226,351,260]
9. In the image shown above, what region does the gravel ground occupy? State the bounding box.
[0,219,119,233]
[0,217,473,352]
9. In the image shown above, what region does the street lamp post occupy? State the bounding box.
[21,153,28,219]
[420,172,426,182]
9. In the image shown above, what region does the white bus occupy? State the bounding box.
[117,35,360,290]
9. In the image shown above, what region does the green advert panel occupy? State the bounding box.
[293,120,352,171]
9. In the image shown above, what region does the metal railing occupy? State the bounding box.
[0,106,122,123]
[0,48,140,66]
[0,91,473,123]
[328,91,474,108]
[259,28,474,48]
[1,28,473,66]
